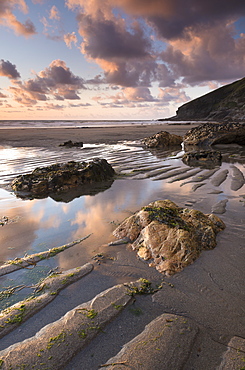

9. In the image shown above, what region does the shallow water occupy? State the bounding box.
[0,141,244,311]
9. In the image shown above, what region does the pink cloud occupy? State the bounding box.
[64,32,78,48]
[0,0,36,37]
[9,60,86,106]
[49,5,60,20]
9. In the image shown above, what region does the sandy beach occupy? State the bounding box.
[0,122,244,369]
[0,123,198,148]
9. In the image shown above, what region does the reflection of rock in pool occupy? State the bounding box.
[113,199,225,276]
[182,150,222,169]
[11,158,115,201]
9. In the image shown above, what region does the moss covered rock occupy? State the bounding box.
[11,158,115,198]
[113,200,225,276]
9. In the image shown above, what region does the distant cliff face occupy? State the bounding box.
[165,77,245,122]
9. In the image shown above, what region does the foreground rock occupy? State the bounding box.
[182,150,222,168]
[101,313,198,369]
[0,280,148,370]
[218,336,245,370]
[183,122,245,147]
[113,200,225,276]
[11,159,115,198]
[142,131,182,148]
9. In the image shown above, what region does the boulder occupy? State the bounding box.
[183,122,245,147]
[59,140,83,148]
[182,150,222,168]
[113,200,225,276]
[11,158,115,197]
[142,131,182,148]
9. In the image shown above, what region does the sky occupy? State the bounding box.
[0,0,245,121]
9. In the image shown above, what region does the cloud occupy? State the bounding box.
[160,23,245,84]
[64,32,78,48]
[0,90,7,98]
[40,15,63,41]
[158,86,190,105]
[49,5,60,20]
[74,9,157,87]
[0,59,21,79]
[66,0,245,90]
[0,0,36,37]
[9,60,86,106]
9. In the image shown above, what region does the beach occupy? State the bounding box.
[0,122,244,369]
[0,123,197,147]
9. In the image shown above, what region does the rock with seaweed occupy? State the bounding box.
[141,131,182,149]
[113,200,225,276]
[11,158,115,198]
[0,280,148,370]
[0,235,90,277]
[183,122,245,147]
[0,263,93,339]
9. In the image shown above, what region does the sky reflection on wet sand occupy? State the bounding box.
[0,142,244,305]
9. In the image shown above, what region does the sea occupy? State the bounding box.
[0,119,161,128]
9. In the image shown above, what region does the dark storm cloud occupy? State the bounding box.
[78,13,151,60]
[67,0,245,91]
[0,59,21,79]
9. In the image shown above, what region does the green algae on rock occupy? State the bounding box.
[0,264,93,339]
[0,281,142,370]
[113,200,225,276]
[11,158,115,198]
[0,235,91,277]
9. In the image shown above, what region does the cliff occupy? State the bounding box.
[163,77,245,122]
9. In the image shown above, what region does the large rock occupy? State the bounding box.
[11,158,115,197]
[102,313,199,370]
[142,131,182,148]
[113,200,225,276]
[183,122,245,147]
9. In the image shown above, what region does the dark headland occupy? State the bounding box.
[161,77,245,122]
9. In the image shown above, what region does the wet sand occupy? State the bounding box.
[0,123,197,147]
[0,123,244,369]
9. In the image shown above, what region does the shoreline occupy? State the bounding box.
[0,123,199,148]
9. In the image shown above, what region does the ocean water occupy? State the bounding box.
[0,119,159,128]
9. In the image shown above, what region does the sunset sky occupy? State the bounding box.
[0,0,245,120]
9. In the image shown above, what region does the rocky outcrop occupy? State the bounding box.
[59,140,83,148]
[113,200,225,276]
[11,159,115,198]
[102,313,199,370]
[218,336,245,370]
[182,150,222,168]
[0,280,145,370]
[141,131,182,148]
[183,122,245,147]
[163,77,245,122]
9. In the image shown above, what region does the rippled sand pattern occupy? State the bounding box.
[1,141,245,206]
